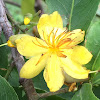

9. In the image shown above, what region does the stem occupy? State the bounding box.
[5,64,14,80]
[89,70,98,74]
[0,43,7,47]
[4,0,21,8]
[39,87,68,99]
[6,11,25,32]
[69,0,74,31]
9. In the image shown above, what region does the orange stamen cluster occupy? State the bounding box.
[32,28,75,55]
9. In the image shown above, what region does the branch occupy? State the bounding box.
[4,0,21,8]
[0,0,38,100]
[39,87,68,99]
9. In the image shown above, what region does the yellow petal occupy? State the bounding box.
[24,17,30,25]
[20,54,48,79]
[60,29,85,48]
[37,11,63,39]
[15,35,47,57]
[43,54,64,92]
[9,34,29,46]
[63,71,88,83]
[60,57,90,79]
[62,46,92,65]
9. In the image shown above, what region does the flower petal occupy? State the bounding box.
[37,11,63,39]
[62,46,92,65]
[15,35,47,57]
[63,71,88,83]
[60,57,90,79]
[43,54,64,92]
[20,54,48,79]
[59,29,85,48]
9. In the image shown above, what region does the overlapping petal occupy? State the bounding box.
[62,46,92,65]
[43,54,64,92]
[15,35,48,57]
[60,57,90,79]
[37,11,63,40]
[63,71,88,83]
[20,54,48,79]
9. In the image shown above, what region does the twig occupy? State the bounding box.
[4,62,14,80]
[20,79,39,100]
[39,87,69,99]
[4,0,21,8]
[6,11,25,32]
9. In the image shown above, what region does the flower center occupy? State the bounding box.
[33,28,72,57]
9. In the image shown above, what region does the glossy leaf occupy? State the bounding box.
[91,73,100,85]
[85,22,100,70]
[46,0,99,31]
[0,75,19,100]
[93,86,100,99]
[71,83,99,100]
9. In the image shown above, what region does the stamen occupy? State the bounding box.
[35,37,48,48]
[57,38,71,47]
[48,28,54,46]
[42,30,52,47]
[55,29,67,42]
[35,53,47,65]
[57,32,77,48]
[52,28,58,46]
[32,37,47,49]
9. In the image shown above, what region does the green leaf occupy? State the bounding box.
[71,83,99,100]
[0,75,19,100]
[14,87,27,100]
[46,0,99,31]
[93,86,100,99]
[8,68,20,87]
[92,51,100,70]
[85,21,100,70]
[0,36,8,76]
[91,73,100,85]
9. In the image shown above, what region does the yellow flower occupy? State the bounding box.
[9,11,92,92]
